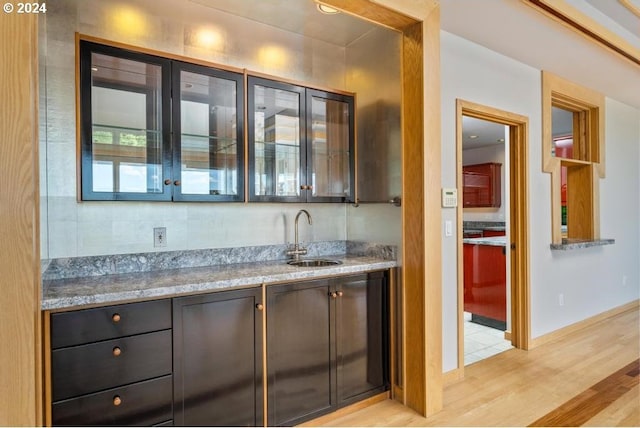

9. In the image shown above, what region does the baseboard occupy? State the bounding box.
[299,391,390,426]
[392,384,404,402]
[504,330,512,341]
[530,300,639,349]
[443,367,464,386]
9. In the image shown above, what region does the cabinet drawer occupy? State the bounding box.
[52,375,173,426]
[52,330,172,401]
[51,299,171,349]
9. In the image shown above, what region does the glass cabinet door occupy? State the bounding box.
[172,63,244,201]
[248,77,305,202]
[306,89,354,202]
[80,41,172,200]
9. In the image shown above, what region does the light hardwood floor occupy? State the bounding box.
[306,307,640,427]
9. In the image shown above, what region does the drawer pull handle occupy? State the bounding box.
[112,313,121,323]
[112,346,122,357]
[113,396,122,406]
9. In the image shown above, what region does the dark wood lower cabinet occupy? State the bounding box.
[267,280,335,426]
[52,375,173,426]
[172,287,263,427]
[336,271,389,407]
[267,272,389,426]
[49,271,389,427]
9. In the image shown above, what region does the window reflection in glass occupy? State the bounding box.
[310,96,350,198]
[551,106,574,159]
[179,71,238,196]
[253,85,301,197]
[90,53,163,193]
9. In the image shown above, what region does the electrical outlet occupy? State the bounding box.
[558,293,565,306]
[154,227,167,247]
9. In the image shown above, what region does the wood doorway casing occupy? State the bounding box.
[456,100,530,374]
[322,0,443,417]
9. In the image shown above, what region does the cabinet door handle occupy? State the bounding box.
[256,303,264,311]
[329,291,338,299]
[337,291,343,297]
[164,179,172,185]
[112,346,122,357]
[111,313,121,323]
[300,185,308,190]
[174,180,181,186]
[113,396,122,406]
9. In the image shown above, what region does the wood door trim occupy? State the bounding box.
[456,99,531,375]
[0,11,42,426]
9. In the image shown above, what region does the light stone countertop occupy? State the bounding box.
[462,236,507,247]
[42,255,396,311]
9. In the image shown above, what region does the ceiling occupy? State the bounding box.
[462,117,506,151]
[584,0,640,41]
[176,0,639,107]
[440,0,640,109]
[187,0,380,47]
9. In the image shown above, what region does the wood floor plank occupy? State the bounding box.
[302,308,640,427]
[529,359,640,427]
[583,384,640,427]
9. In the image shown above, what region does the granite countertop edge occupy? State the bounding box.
[42,256,397,311]
[462,236,507,247]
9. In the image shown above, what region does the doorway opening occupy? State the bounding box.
[456,100,530,372]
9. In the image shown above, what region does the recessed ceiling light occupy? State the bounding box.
[317,3,340,14]
[469,135,478,139]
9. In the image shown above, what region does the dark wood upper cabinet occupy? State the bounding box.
[462,162,502,208]
[248,76,355,203]
[171,62,244,202]
[79,40,244,202]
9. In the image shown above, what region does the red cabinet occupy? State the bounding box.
[463,243,506,324]
[482,229,505,237]
[463,163,502,208]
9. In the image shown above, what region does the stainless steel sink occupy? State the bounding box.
[287,259,343,267]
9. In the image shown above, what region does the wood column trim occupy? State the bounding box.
[0,12,42,426]
[322,0,443,417]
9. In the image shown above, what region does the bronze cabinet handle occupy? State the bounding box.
[112,346,122,357]
[330,291,338,298]
[256,303,264,311]
[337,291,343,297]
[174,180,181,186]
[164,179,172,185]
[111,313,121,323]
[113,396,122,406]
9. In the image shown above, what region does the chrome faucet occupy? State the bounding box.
[286,209,312,260]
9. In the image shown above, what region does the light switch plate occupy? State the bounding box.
[445,220,453,237]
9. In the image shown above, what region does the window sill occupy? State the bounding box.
[550,238,615,251]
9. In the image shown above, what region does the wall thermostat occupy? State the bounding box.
[441,188,458,208]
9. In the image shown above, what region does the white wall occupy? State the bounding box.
[440,31,640,372]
